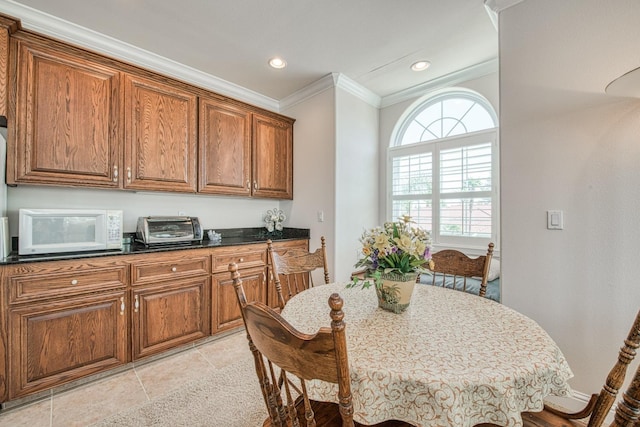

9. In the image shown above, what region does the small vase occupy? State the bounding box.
[375,271,418,313]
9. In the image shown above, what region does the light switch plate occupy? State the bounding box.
[547,210,563,230]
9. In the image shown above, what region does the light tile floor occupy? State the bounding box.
[0,331,248,427]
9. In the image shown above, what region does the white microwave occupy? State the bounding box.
[19,208,123,255]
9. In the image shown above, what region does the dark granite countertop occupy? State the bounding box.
[0,227,310,265]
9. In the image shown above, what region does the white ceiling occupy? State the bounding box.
[4,0,498,102]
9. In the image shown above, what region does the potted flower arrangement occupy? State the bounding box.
[348,215,433,313]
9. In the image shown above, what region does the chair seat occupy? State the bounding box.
[263,399,414,427]
[520,410,587,427]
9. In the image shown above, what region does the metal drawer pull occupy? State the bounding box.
[134,295,139,313]
[246,180,251,191]
[113,165,118,182]
[239,258,244,262]
[253,181,258,190]
[127,167,132,183]
[71,279,78,285]
[171,267,177,272]
[120,297,125,315]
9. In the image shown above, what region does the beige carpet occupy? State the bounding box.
[93,353,266,427]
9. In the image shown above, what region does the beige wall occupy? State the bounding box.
[499,0,640,403]
[334,87,379,282]
[281,88,337,281]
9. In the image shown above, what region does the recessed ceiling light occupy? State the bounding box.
[411,61,431,71]
[268,57,287,69]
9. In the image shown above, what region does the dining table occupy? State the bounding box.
[279,282,574,427]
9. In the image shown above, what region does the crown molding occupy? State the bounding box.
[278,74,336,111]
[279,72,381,111]
[380,58,499,108]
[333,73,381,108]
[483,0,526,13]
[0,0,279,111]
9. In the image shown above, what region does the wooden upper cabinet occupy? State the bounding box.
[198,97,251,195]
[252,113,294,199]
[8,35,122,187]
[5,26,295,197]
[124,74,197,192]
[0,16,18,119]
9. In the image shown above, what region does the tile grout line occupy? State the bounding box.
[132,367,151,402]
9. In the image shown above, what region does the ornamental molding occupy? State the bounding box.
[380,58,499,108]
[0,0,279,111]
[483,0,526,13]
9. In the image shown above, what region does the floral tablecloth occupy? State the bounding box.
[279,283,573,427]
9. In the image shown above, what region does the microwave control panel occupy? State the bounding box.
[106,210,124,249]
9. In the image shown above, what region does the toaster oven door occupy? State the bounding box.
[145,217,195,243]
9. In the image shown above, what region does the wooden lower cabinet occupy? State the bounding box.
[132,277,210,360]
[0,238,308,404]
[211,266,266,334]
[9,290,128,399]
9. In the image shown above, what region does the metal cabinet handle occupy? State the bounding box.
[171,267,177,272]
[71,279,78,285]
[246,180,251,191]
[253,181,258,190]
[113,165,118,182]
[134,294,139,313]
[120,297,125,315]
[127,167,132,183]
[263,272,266,282]
[239,258,244,262]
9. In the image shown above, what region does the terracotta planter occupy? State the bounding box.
[375,271,418,313]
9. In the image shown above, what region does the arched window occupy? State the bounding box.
[388,89,498,248]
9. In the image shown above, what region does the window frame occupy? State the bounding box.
[387,89,499,253]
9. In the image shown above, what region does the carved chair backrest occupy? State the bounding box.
[427,242,494,297]
[228,262,354,427]
[589,309,640,427]
[268,236,329,309]
[610,360,640,426]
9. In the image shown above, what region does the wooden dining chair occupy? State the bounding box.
[426,242,494,298]
[229,263,411,427]
[476,309,640,427]
[267,236,329,309]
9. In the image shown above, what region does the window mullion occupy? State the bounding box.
[433,142,441,242]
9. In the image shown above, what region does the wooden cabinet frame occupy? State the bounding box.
[9,290,128,399]
[0,238,309,404]
[4,20,295,199]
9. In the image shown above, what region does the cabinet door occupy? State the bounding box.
[9,290,127,399]
[212,266,266,334]
[124,74,197,192]
[9,36,121,187]
[251,114,294,199]
[132,277,210,360]
[199,97,251,195]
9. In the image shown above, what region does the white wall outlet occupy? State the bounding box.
[547,210,563,230]
[317,210,324,222]
[178,211,187,217]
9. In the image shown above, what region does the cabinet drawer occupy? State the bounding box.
[9,266,128,305]
[211,245,266,273]
[131,254,209,286]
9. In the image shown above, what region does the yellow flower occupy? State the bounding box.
[373,234,388,251]
[395,235,412,252]
[362,247,371,256]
